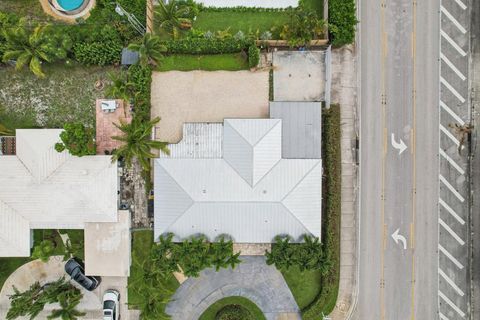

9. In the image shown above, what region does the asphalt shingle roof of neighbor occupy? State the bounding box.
[270,101,322,159]
[0,129,118,257]
[154,119,322,243]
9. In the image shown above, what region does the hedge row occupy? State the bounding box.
[329,0,358,46]
[302,105,342,318]
[199,6,295,13]
[73,41,122,66]
[248,45,260,68]
[162,38,253,55]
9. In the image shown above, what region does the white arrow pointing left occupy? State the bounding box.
[391,228,407,250]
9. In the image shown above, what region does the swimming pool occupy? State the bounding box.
[57,0,85,11]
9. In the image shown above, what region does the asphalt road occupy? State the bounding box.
[355,0,440,318]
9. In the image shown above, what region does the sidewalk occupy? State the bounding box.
[328,45,358,320]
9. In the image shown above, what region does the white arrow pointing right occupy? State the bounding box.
[391,228,407,250]
[391,133,407,155]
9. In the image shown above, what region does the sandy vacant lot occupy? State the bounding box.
[151,70,269,143]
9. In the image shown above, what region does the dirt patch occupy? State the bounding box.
[150,70,269,143]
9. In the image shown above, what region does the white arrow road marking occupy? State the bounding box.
[391,228,407,250]
[390,133,407,155]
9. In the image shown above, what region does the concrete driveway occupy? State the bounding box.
[166,256,300,320]
[151,70,269,143]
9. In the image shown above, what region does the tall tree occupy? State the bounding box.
[47,290,85,320]
[128,33,167,67]
[2,21,72,78]
[111,117,170,171]
[154,0,191,39]
[54,122,96,156]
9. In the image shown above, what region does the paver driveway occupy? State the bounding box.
[166,256,301,320]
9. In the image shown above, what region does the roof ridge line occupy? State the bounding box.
[280,160,322,202]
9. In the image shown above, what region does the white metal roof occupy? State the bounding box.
[0,129,118,257]
[154,119,322,243]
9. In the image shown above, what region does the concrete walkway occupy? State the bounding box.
[328,45,359,319]
[166,256,301,320]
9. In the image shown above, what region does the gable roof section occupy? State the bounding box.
[0,129,118,257]
[154,119,322,243]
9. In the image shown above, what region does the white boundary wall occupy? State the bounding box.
[196,0,298,8]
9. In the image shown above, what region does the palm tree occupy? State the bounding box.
[128,33,167,67]
[47,291,85,320]
[111,117,170,171]
[154,0,191,39]
[2,21,72,78]
[105,71,135,102]
[0,124,13,136]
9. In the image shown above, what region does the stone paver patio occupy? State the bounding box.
[95,99,132,155]
[166,256,300,320]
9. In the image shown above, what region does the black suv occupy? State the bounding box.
[64,258,101,291]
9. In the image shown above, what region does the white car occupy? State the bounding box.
[103,289,120,320]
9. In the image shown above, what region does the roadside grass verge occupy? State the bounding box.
[0,63,116,130]
[302,104,341,318]
[158,53,249,71]
[193,11,290,34]
[302,0,325,16]
[199,296,266,320]
[128,230,180,312]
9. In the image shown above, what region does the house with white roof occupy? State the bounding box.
[0,129,129,276]
[154,102,322,243]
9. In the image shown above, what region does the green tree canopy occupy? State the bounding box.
[154,0,192,39]
[128,33,167,67]
[55,122,96,156]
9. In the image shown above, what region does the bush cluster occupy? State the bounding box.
[151,234,241,277]
[215,305,254,320]
[163,38,252,55]
[247,45,260,68]
[73,41,122,66]
[54,122,96,156]
[128,64,152,123]
[328,0,358,46]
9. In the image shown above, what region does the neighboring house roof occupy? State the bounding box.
[154,119,322,243]
[0,129,118,257]
[270,101,322,159]
[121,48,139,66]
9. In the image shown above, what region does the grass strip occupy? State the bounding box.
[158,53,249,71]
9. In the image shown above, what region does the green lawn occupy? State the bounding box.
[0,0,51,22]
[193,11,290,35]
[158,53,249,71]
[0,257,31,291]
[199,296,266,320]
[281,266,322,310]
[128,230,180,310]
[0,63,117,130]
[303,0,325,16]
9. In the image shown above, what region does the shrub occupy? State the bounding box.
[248,45,260,68]
[162,38,252,55]
[280,7,326,46]
[128,64,152,122]
[55,122,96,156]
[215,305,254,320]
[73,40,122,66]
[31,240,55,263]
[199,6,294,13]
[329,0,358,46]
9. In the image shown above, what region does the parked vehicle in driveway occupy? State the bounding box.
[103,289,120,320]
[64,258,101,291]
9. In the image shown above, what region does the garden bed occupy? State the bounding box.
[198,296,266,320]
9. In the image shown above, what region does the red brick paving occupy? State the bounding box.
[95,99,132,155]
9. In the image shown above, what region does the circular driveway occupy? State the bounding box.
[166,256,301,320]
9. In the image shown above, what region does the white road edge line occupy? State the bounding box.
[440,124,460,146]
[440,174,465,202]
[440,6,467,34]
[441,77,466,103]
[440,100,466,125]
[439,290,466,317]
[439,217,465,245]
[441,29,467,56]
[439,312,450,320]
[439,197,466,225]
[439,268,465,296]
[453,0,467,11]
[440,148,465,175]
[439,244,464,269]
[440,53,467,81]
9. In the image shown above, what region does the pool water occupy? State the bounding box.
[57,0,85,11]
